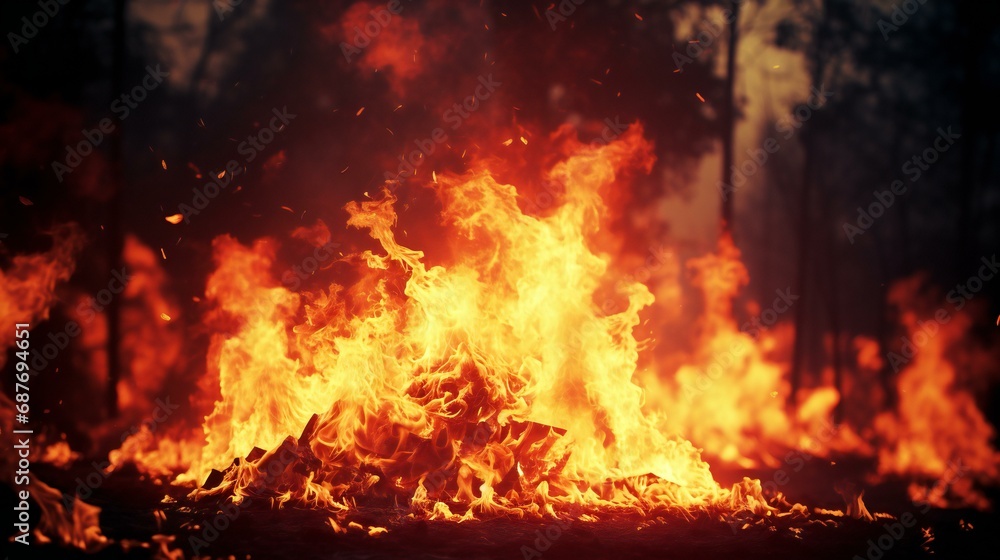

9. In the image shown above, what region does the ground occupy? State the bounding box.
[7,458,999,559]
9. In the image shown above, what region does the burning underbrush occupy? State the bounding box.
[155,124,767,519]
[3,124,998,553]
[121,124,998,518]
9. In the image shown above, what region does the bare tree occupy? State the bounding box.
[720,0,741,235]
[789,0,829,408]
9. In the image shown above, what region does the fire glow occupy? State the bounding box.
[3,1,1000,557]
[95,124,996,529]
[164,125,758,518]
[2,115,998,557]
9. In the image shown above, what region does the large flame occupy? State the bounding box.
[169,124,775,518]
[873,276,1000,508]
[0,226,108,551]
[0,224,83,346]
[109,123,999,523]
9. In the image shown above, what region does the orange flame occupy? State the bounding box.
[114,122,999,522]
[0,224,84,347]
[164,124,780,518]
[873,275,1000,508]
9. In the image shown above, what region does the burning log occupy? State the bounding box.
[201,468,225,490]
[200,414,322,494]
[245,447,266,462]
[201,446,266,490]
[292,414,323,477]
[255,435,298,480]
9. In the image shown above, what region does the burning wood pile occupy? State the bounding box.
[159,128,787,524]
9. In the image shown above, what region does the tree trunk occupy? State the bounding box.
[106,0,127,418]
[789,0,829,409]
[720,0,740,235]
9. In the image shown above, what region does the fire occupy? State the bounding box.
[660,236,803,468]
[873,275,1000,509]
[40,440,80,468]
[29,479,108,552]
[0,225,108,551]
[117,236,184,415]
[104,122,1000,525]
[0,119,994,557]
[0,224,83,343]
[157,124,779,519]
[650,236,862,469]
